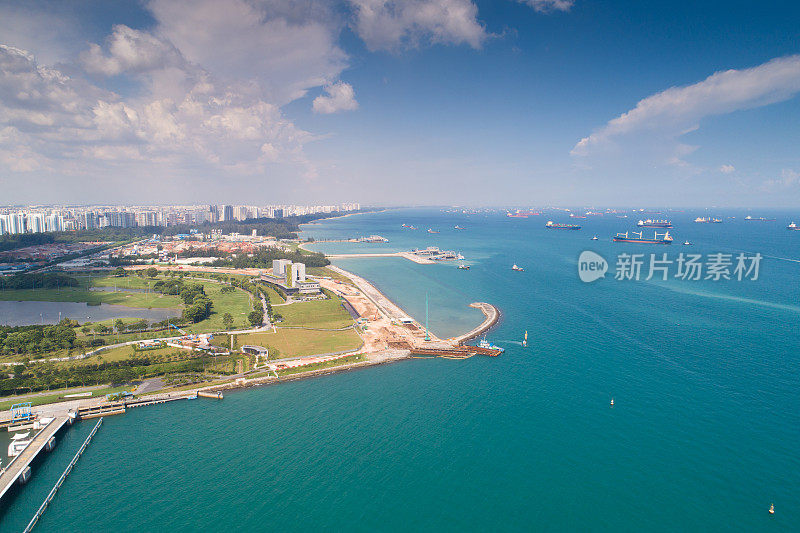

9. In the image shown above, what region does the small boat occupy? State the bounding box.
[454,225,464,230]
[427,228,440,234]
[458,263,470,270]
[522,330,528,347]
[683,240,691,245]
[610,398,614,406]
[787,222,799,231]
[769,503,775,514]
[591,235,598,240]
[8,433,32,458]
[512,264,524,272]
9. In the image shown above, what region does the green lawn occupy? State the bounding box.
[235,328,362,359]
[0,385,129,411]
[277,296,354,329]
[0,286,183,308]
[185,282,253,333]
[307,266,352,285]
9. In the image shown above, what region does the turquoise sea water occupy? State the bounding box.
[1,208,798,532]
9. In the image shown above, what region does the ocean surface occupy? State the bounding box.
[1,208,798,532]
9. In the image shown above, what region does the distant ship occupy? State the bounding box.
[427,228,440,234]
[788,222,800,231]
[744,215,768,221]
[591,235,599,240]
[683,240,692,245]
[569,214,588,219]
[694,217,722,223]
[522,330,528,347]
[637,219,672,228]
[401,224,417,230]
[458,263,470,270]
[613,230,673,244]
[454,225,464,230]
[512,264,524,271]
[546,221,581,230]
[506,210,538,218]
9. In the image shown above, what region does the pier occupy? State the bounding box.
[23,418,103,533]
[0,415,72,502]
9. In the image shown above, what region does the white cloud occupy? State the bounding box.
[517,0,574,12]
[148,0,349,104]
[81,25,184,76]
[313,82,359,114]
[348,0,486,51]
[719,164,735,173]
[572,55,800,158]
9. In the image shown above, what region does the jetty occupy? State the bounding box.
[452,302,500,344]
[0,415,72,501]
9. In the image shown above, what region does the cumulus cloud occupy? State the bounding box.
[719,164,735,173]
[348,0,486,51]
[572,55,800,158]
[517,0,574,12]
[313,82,359,113]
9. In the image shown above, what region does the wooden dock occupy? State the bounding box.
[0,415,71,502]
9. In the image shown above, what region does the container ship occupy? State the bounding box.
[613,230,673,244]
[546,221,581,230]
[637,219,673,228]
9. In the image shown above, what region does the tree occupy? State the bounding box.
[114,319,126,334]
[145,267,158,278]
[222,313,234,330]
[248,310,263,327]
[113,266,127,277]
[81,325,91,336]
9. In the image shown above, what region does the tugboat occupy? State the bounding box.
[610,398,614,406]
[512,264,524,272]
[787,222,799,231]
[769,503,775,515]
[478,337,504,354]
[522,330,528,347]
[683,240,692,245]
[591,235,599,240]
[458,263,470,270]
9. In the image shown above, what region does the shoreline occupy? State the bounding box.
[0,219,500,421]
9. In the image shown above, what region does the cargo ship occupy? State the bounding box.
[745,215,767,221]
[788,222,800,231]
[427,228,440,234]
[694,217,722,223]
[506,210,538,218]
[637,219,672,228]
[613,230,673,244]
[546,221,581,230]
[401,224,417,229]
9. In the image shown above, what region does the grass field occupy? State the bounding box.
[235,328,362,359]
[277,296,354,329]
[185,282,253,333]
[307,266,352,285]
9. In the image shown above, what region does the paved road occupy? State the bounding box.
[136,378,166,395]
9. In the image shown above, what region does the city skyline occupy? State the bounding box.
[1,1,799,207]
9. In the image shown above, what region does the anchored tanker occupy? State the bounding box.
[613,230,673,244]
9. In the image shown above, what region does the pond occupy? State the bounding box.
[0,301,181,327]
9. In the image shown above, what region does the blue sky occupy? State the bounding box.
[0,0,799,206]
